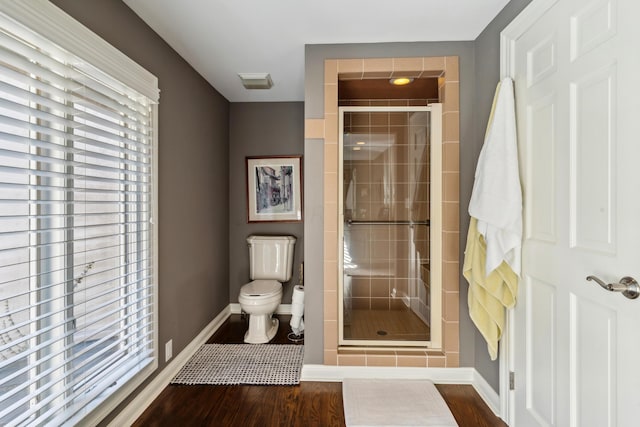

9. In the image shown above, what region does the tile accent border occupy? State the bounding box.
[308,56,460,368]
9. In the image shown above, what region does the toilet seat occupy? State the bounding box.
[240,280,281,300]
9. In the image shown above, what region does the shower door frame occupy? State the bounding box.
[338,104,443,348]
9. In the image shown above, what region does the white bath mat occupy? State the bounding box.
[171,344,304,385]
[342,379,458,426]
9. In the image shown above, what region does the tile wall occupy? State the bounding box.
[342,109,429,316]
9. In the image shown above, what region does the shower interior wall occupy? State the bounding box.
[341,105,435,332]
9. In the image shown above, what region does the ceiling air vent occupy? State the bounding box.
[238,73,273,89]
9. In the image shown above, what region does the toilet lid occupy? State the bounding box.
[241,280,281,297]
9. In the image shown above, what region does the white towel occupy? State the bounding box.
[345,178,355,210]
[469,77,522,275]
[345,169,356,211]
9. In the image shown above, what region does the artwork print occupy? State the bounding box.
[246,156,302,222]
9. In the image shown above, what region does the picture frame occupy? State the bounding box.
[246,155,303,222]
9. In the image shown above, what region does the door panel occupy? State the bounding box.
[526,94,556,242]
[569,294,616,427]
[569,64,616,253]
[525,277,556,426]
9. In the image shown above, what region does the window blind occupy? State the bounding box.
[0,4,157,426]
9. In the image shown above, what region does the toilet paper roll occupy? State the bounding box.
[291,285,304,316]
[291,304,304,317]
[291,318,304,335]
[292,285,304,303]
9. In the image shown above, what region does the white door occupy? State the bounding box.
[505,0,640,425]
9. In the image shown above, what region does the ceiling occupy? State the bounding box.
[122,0,511,103]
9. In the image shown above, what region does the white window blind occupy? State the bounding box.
[0,2,158,426]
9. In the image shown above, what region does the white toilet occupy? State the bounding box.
[239,235,296,344]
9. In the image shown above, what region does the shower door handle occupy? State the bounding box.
[586,275,640,300]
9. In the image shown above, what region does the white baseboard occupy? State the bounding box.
[301,364,475,383]
[472,369,501,417]
[108,305,232,427]
[301,364,501,419]
[229,303,292,315]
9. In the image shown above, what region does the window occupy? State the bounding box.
[0,2,159,425]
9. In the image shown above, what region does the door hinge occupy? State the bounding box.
[509,371,515,390]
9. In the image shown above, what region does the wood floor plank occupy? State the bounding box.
[133,315,506,426]
[436,384,507,427]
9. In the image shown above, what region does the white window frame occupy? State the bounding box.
[0,1,159,425]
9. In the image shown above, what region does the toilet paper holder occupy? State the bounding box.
[288,264,305,342]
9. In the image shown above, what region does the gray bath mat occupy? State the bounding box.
[342,378,458,426]
[171,344,304,385]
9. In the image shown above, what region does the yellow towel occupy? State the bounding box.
[463,217,518,360]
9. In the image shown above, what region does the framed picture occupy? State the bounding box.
[246,155,303,222]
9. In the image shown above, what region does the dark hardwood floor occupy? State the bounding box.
[133,315,507,427]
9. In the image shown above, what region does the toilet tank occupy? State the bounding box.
[247,235,296,281]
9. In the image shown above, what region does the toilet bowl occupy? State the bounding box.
[239,280,283,344]
[238,235,296,344]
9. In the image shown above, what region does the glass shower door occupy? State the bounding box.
[339,106,437,346]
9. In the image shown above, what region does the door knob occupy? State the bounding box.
[586,275,639,300]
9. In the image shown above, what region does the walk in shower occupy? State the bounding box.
[339,105,442,347]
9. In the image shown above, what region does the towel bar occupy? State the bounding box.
[346,219,430,226]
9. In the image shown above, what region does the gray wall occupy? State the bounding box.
[303,138,325,363]
[229,103,305,303]
[51,0,231,423]
[304,42,476,365]
[471,0,533,391]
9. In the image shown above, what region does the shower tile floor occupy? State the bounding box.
[343,308,430,341]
